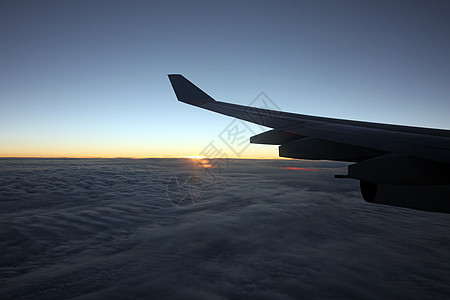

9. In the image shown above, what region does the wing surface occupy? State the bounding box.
[168,74,450,164]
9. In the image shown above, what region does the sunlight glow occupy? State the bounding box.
[279,167,346,171]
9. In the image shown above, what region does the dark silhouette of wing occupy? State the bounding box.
[168,74,450,213]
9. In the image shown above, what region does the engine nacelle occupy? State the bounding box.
[360,180,450,213]
[349,154,450,185]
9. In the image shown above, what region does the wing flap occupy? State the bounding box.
[279,137,387,162]
[250,130,303,145]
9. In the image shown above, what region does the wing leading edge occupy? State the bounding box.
[168,74,450,213]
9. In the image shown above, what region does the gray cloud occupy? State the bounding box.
[0,158,449,299]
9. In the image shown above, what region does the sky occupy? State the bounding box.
[1,0,449,158]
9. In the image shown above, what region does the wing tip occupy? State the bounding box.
[168,74,215,106]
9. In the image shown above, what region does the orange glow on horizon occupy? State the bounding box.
[279,166,346,171]
[0,155,288,160]
[0,138,283,159]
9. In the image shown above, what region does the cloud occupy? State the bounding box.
[0,158,449,299]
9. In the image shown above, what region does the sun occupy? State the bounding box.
[180,155,205,159]
[180,155,215,168]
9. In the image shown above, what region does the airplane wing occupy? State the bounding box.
[168,74,450,213]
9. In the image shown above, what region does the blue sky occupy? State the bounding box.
[1,0,449,157]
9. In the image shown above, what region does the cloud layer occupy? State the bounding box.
[0,158,449,299]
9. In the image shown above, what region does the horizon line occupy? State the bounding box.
[0,155,292,160]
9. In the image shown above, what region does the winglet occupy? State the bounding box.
[168,74,215,106]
